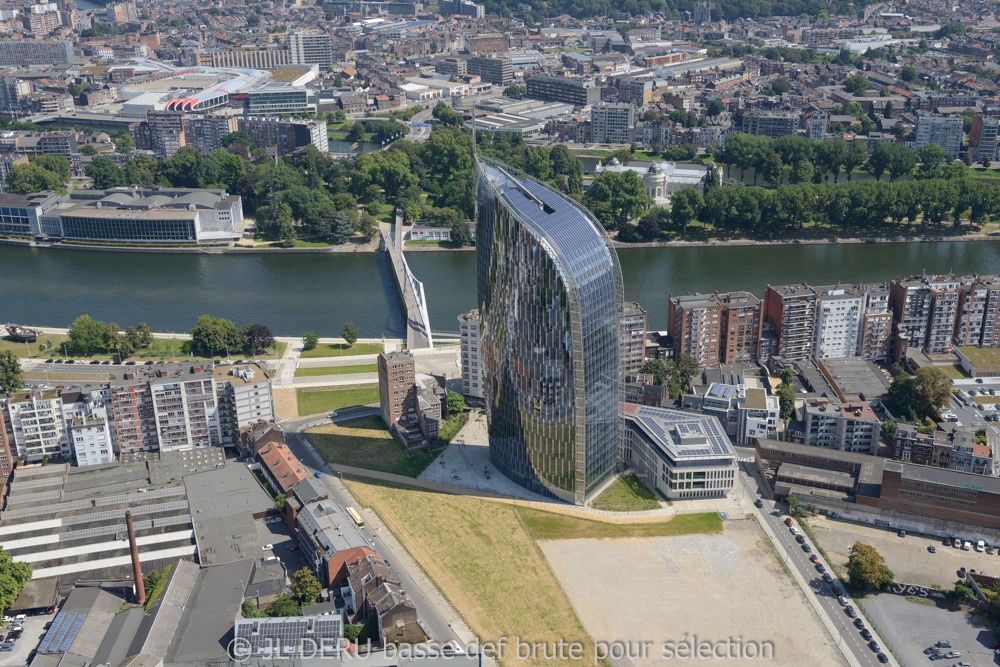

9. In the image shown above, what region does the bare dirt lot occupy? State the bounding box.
[540,519,846,667]
[808,516,1000,587]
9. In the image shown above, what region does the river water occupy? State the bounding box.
[3,242,1000,338]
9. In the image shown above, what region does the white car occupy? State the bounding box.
[268,517,282,524]
[262,544,273,551]
[328,412,338,419]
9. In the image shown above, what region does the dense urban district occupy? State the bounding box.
[7,0,1000,664]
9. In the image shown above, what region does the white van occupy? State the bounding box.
[963,541,972,551]
[977,539,986,552]
[13,614,25,622]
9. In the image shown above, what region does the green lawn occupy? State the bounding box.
[299,342,382,359]
[294,363,378,377]
[438,412,468,443]
[1,333,68,358]
[306,416,437,477]
[296,386,380,416]
[590,473,661,512]
[519,508,722,540]
[937,364,971,380]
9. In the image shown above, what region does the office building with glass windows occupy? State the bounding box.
[474,154,623,504]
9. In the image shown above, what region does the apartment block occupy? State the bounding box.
[859,284,892,362]
[812,285,864,359]
[763,284,816,361]
[287,31,334,67]
[439,0,484,17]
[467,55,513,85]
[458,310,484,400]
[186,114,239,155]
[0,40,73,67]
[927,275,961,354]
[980,277,1000,348]
[435,57,467,77]
[0,405,16,475]
[378,351,416,427]
[956,279,991,347]
[739,110,800,139]
[237,116,327,155]
[468,33,507,54]
[621,301,648,373]
[4,392,69,462]
[591,102,634,144]
[718,291,762,364]
[106,0,137,23]
[668,293,722,366]
[801,399,880,454]
[617,77,654,105]
[525,75,601,107]
[215,364,274,447]
[65,397,114,466]
[109,381,158,454]
[914,113,963,157]
[149,369,220,452]
[971,115,1000,162]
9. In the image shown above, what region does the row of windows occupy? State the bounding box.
[898,488,977,507]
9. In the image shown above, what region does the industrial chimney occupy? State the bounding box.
[126,511,146,605]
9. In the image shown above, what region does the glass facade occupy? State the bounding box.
[474,155,623,504]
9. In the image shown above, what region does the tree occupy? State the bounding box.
[706,99,726,117]
[447,390,465,416]
[880,420,897,443]
[451,218,472,247]
[242,324,274,355]
[641,359,669,386]
[292,567,322,605]
[342,322,359,347]
[0,549,31,616]
[583,171,652,229]
[777,383,796,420]
[636,214,661,241]
[302,331,319,351]
[789,160,814,185]
[266,593,301,617]
[869,142,915,181]
[772,77,790,94]
[79,145,97,157]
[781,367,795,385]
[0,351,24,393]
[900,66,917,82]
[330,211,354,245]
[844,74,870,95]
[670,188,702,238]
[136,322,153,347]
[190,315,242,357]
[846,542,894,591]
[883,101,894,119]
[842,141,868,181]
[912,366,951,418]
[68,315,106,355]
[886,369,919,420]
[5,163,64,194]
[916,143,945,179]
[982,155,992,170]
[241,599,265,618]
[431,101,463,127]
[115,134,134,152]
[346,122,365,143]
[86,156,126,189]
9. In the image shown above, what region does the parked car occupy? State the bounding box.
[44,358,54,364]
[877,653,888,663]
[929,545,937,553]
[314,471,322,478]
[854,618,864,629]
[784,517,794,527]
[845,606,857,618]
[944,651,961,659]
[0,645,11,652]
[754,499,763,508]
[823,573,835,584]
[899,529,906,537]
[809,554,819,564]
[868,641,880,653]
[958,568,967,578]
[929,652,944,661]
[802,544,812,553]
[861,629,872,641]
[936,641,952,648]
[262,544,273,551]
[795,535,805,544]
[925,647,940,654]
[816,564,826,573]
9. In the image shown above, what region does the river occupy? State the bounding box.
[3,242,999,338]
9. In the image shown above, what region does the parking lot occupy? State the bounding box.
[255,516,307,581]
[0,613,55,666]
[859,593,992,667]
[809,516,1000,588]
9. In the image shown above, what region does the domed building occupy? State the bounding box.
[593,159,719,206]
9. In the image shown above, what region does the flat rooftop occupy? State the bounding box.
[623,404,737,461]
[959,346,1000,369]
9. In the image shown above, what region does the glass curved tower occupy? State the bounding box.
[474,154,624,505]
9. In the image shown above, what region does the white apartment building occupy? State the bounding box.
[682,382,779,445]
[914,113,963,157]
[5,393,68,462]
[149,371,220,451]
[458,310,484,400]
[812,285,863,359]
[287,31,333,67]
[215,363,274,447]
[67,401,114,466]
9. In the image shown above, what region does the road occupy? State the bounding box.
[398,106,434,143]
[279,408,471,648]
[738,463,897,667]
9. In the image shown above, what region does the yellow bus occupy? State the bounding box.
[346,506,365,529]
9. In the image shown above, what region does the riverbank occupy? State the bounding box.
[6,227,997,255]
